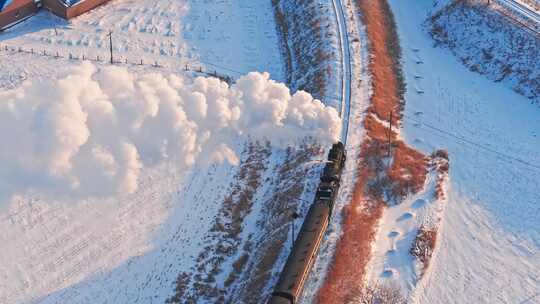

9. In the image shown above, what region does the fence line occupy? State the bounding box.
[0,43,235,84]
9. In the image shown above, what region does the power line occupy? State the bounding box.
[402,113,540,171]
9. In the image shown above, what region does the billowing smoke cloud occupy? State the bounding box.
[0,63,341,199]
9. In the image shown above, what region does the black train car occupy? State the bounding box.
[268,201,331,304]
[268,142,346,304]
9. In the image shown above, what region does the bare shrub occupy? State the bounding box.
[232,143,322,303]
[168,142,271,302]
[430,150,450,200]
[428,0,540,102]
[347,283,407,304]
[272,0,337,100]
[410,226,437,274]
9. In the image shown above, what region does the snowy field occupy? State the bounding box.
[367,1,540,303]
[0,0,341,303]
[0,0,283,86]
[2,0,538,303]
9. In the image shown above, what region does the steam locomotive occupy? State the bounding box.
[268,142,346,304]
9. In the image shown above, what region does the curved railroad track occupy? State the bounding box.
[331,0,353,144]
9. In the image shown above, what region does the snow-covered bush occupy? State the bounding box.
[272,0,340,104]
[347,283,407,304]
[427,0,540,103]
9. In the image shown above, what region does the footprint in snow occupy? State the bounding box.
[382,268,398,278]
[397,212,415,222]
[412,199,427,209]
[388,230,400,238]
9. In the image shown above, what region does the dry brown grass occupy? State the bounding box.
[235,143,324,303]
[167,142,271,302]
[358,0,428,203]
[359,0,404,123]
[166,272,191,304]
[363,116,428,201]
[430,150,450,200]
[316,170,384,303]
[388,141,429,202]
[410,227,438,275]
[316,0,429,302]
[364,115,395,141]
[346,282,407,304]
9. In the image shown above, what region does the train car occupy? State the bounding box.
[268,200,331,304]
[268,142,346,304]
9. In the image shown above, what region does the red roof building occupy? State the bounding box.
[0,0,111,30]
[0,0,40,30]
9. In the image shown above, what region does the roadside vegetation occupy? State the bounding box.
[271,0,339,101]
[169,142,272,303]
[317,0,433,302]
[428,0,540,103]
[347,283,407,304]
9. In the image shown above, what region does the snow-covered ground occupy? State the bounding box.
[184,0,283,80]
[300,0,371,302]
[365,1,540,303]
[3,0,537,302]
[0,0,342,303]
[515,0,540,12]
[427,0,540,102]
[366,161,448,296]
[0,0,282,83]
[0,162,234,303]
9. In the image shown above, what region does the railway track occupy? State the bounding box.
[331,0,352,144]
[496,0,540,24]
[267,2,355,303]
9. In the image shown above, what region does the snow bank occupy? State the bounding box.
[0,62,341,200]
[272,0,340,103]
[388,0,540,302]
[427,1,540,102]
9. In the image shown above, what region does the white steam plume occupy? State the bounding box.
[0,62,341,199]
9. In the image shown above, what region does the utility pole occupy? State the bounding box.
[387,111,393,159]
[108,30,113,64]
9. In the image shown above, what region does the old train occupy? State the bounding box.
[268,142,346,304]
